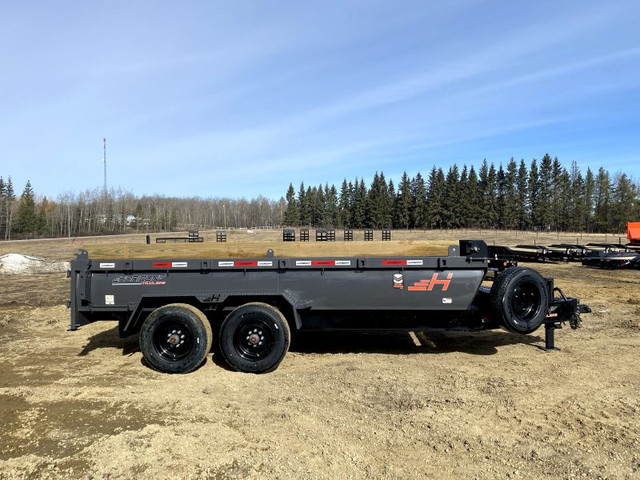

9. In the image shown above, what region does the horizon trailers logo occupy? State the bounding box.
[406,272,453,292]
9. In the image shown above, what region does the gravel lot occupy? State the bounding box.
[1,231,638,479]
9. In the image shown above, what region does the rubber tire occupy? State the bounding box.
[140,303,213,374]
[490,267,549,334]
[219,302,290,374]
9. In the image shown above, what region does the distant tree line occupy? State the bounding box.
[0,176,285,240]
[1,154,638,240]
[282,154,639,233]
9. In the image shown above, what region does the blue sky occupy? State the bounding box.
[1,1,639,200]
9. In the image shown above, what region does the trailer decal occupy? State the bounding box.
[112,274,166,286]
[294,260,352,267]
[152,261,189,268]
[392,273,404,289]
[218,260,275,268]
[407,273,453,292]
[382,259,406,266]
[382,259,424,266]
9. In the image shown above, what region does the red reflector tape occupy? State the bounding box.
[235,261,258,267]
[312,260,334,266]
[153,262,172,268]
[382,260,406,266]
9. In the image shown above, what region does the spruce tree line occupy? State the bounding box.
[282,154,640,233]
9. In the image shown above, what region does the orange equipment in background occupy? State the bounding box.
[627,222,640,245]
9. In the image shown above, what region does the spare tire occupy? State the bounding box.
[490,267,549,334]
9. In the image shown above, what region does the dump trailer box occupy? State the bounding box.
[69,240,588,374]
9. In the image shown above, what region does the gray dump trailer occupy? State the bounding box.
[68,240,589,374]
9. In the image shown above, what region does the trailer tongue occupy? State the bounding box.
[68,240,588,374]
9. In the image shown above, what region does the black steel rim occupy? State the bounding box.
[233,315,274,360]
[152,319,195,361]
[511,283,541,321]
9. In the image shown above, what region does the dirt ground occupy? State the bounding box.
[1,230,639,479]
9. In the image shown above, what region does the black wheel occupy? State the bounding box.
[139,303,212,374]
[490,267,549,334]
[219,302,290,373]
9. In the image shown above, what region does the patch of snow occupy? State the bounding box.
[0,254,69,275]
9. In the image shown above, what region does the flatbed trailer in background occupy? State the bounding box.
[68,240,589,374]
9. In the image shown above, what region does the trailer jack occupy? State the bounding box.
[544,289,590,351]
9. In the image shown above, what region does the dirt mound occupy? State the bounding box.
[0,254,69,275]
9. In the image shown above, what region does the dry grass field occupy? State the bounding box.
[1,229,639,479]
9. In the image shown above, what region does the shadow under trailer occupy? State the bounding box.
[68,240,590,374]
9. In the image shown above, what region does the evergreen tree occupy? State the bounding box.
[496,163,506,229]
[411,173,428,229]
[298,182,310,226]
[584,168,595,232]
[551,157,563,231]
[352,178,367,228]
[394,172,412,229]
[338,179,351,228]
[538,154,553,230]
[569,161,586,232]
[503,159,518,229]
[528,159,541,229]
[324,183,338,227]
[282,183,300,226]
[385,179,395,228]
[611,172,635,231]
[366,172,381,227]
[380,173,393,228]
[466,166,481,228]
[457,166,470,227]
[442,165,460,228]
[556,168,572,232]
[425,167,445,228]
[594,167,611,231]
[366,172,393,228]
[478,160,497,228]
[15,180,37,236]
[516,160,529,230]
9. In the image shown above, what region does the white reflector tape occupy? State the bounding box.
[257,261,273,267]
[407,259,424,266]
[172,262,188,268]
[334,260,352,266]
[99,263,115,269]
[218,261,235,267]
[296,260,312,266]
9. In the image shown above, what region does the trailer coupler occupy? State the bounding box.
[543,288,590,351]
